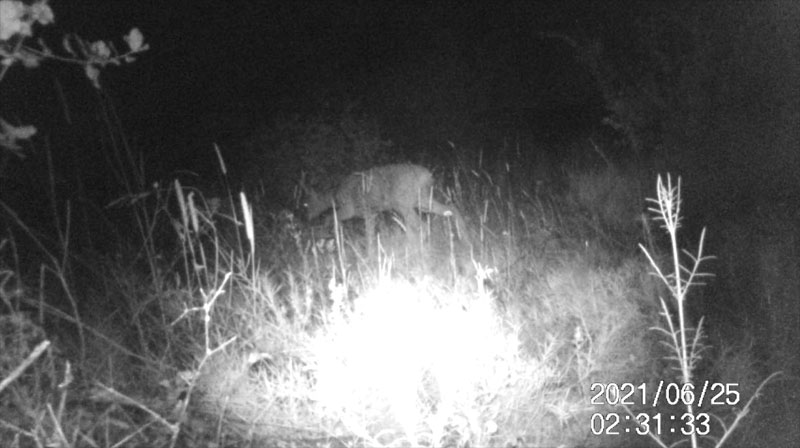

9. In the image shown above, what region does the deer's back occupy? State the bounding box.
[336,164,434,214]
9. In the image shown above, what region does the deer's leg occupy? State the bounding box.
[398,206,421,246]
[364,212,375,257]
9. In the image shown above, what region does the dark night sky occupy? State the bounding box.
[4,0,798,212]
[44,1,618,152]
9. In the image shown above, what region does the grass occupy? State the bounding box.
[0,152,793,447]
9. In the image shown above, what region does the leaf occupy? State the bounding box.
[84,63,101,89]
[30,0,54,26]
[1,118,37,140]
[90,40,110,59]
[36,37,51,55]
[124,27,145,52]
[18,48,40,67]
[62,34,75,56]
[0,117,36,156]
[0,0,25,40]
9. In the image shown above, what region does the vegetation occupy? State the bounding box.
[1,2,796,447]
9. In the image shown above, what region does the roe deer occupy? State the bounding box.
[300,164,467,249]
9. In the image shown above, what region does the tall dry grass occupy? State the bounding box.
[1,142,793,447]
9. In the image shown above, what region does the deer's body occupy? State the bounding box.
[302,164,466,246]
